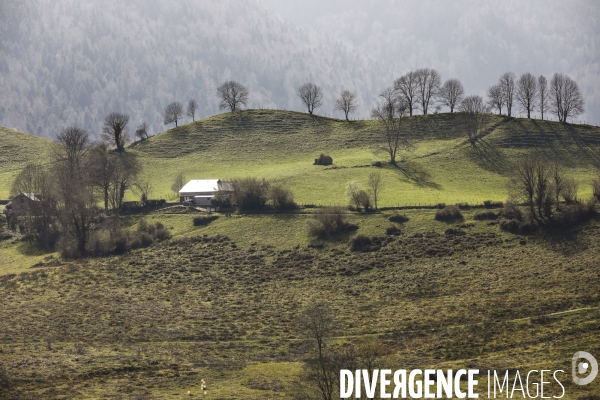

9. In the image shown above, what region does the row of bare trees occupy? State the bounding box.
[394,68,464,115]
[487,72,584,121]
[163,81,250,128]
[297,82,359,121]
[159,71,584,133]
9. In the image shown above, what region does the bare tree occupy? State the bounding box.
[551,161,565,211]
[394,71,419,116]
[108,154,141,211]
[87,143,116,211]
[538,75,549,120]
[550,73,585,123]
[334,90,357,121]
[217,80,249,112]
[367,171,383,210]
[516,73,538,118]
[438,78,464,113]
[298,82,323,115]
[55,127,91,176]
[416,68,441,115]
[171,172,186,198]
[499,72,516,117]
[346,181,371,211]
[101,113,130,152]
[135,121,149,141]
[459,95,488,146]
[135,179,153,205]
[509,154,554,223]
[371,87,410,166]
[164,101,184,127]
[187,99,198,121]
[487,84,504,115]
[297,301,338,400]
[54,127,95,257]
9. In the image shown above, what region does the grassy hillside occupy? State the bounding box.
[0,126,53,199]
[131,110,600,206]
[1,111,600,398]
[2,110,600,204]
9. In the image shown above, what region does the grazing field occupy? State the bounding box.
[1,111,600,398]
[0,208,599,398]
[129,110,600,205]
[3,110,600,204]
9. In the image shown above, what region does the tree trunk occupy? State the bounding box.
[104,187,109,211]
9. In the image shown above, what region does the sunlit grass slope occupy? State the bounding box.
[2,110,600,204]
[0,126,53,199]
[131,110,600,205]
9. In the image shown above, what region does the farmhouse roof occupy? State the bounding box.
[179,179,228,194]
[15,193,42,201]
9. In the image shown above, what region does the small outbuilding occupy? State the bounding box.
[5,193,43,215]
[178,179,232,206]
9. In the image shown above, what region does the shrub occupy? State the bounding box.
[561,178,578,204]
[269,183,297,210]
[499,219,536,234]
[500,200,523,221]
[307,207,358,237]
[314,153,333,165]
[388,211,409,223]
[457,202,471,210]
[212,189,232,208]
[193,215,218,226]
[554,197,597,227]
[230,177,270,211]
[154,222,171,241]
[434,205,463,221]
[346,181,371,211]
[86,218,171,257]
[473,210,498,220]
[444,228,465,236]
[349,233,372,251]
[591,177,600,201]
[386,225,401,235]
[483,200,503,208]
[113,233,129,254]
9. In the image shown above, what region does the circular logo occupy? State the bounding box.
[572,351,598,385]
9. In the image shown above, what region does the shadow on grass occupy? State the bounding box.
[308,229,358,248]
[393,159,441,190]
[535,216,600,257]
[562,123,600,168]
[467,137,512,175]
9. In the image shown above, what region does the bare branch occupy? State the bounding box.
[163,102,184,127]
[187,99,198,121]
[334,90,357,121]
[516,73,538,118]
[499,72,516,117]
[101,113,130,152]
[439,78,464,113]
[298,82,323,115]
[216,81,249,112]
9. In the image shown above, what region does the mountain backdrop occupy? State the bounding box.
[0,0,598,140]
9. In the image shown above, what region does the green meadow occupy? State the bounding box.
[1,111,600,398]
